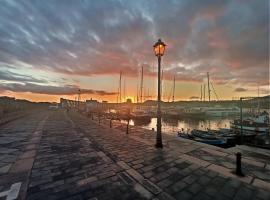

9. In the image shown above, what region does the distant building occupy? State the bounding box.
[86,98,99,112]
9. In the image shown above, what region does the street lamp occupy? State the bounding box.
[153,39,166,148]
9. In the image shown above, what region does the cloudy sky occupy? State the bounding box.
[0,0,269,102]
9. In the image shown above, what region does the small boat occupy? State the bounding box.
[181,107,206,118]
[130,108,151,121]
[203,107,240,117]
[177,129,232,148]
[231,111,269,134]
[191,129,230,147]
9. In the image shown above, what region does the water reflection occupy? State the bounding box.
[130,117,233,136]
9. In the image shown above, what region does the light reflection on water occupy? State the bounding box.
[129,117,233,136]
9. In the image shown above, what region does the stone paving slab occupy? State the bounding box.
[1,110,270,200]
[70,112,270,199]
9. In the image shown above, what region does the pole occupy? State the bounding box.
[78,89,81,111]
[116,87,119,103]
[172,75,175,102]
[161,70,163,101]
[156,56,163,148]
[140,66,143,103]
[207,72,211,102]
[123,80,126,102]
[201,85,202,101]
[203,84,206,101]
[126,119,129,134]
[136,84,139,103]
[119,71,122,103]
[258,85,260,114]
[240,98,243,144]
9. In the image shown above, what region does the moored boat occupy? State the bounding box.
[177,129,234,148]
[130,108,151,121]
[230,111,269,134]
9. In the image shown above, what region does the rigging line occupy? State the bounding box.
[210,81,219,101]
[168,86,173,102]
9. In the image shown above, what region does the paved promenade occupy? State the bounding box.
[0,110,269,200]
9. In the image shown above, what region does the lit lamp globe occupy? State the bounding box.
[153,39,166,57]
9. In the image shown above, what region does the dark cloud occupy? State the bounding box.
[234,87,247,92]
[0,0,268,88]
[0,70,46,83]
[0,83,116,96]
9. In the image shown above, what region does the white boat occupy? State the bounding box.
[203,107,240,117]
[231,111,269,134]
[182,107,205,118]
[130,107,151,120]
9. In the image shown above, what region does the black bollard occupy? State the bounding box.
[126,119,129,134]
[110,119,112,128]
[236,152,243,176]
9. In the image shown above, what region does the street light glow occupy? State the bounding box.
[153,39,166,57]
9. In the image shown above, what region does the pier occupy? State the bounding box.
[0,109,269,200]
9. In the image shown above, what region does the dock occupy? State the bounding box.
[0,110,269,200]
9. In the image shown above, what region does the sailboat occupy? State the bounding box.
[130,66,151,121]
[202,72,240,117]
[230,89,269,135]
[230,111,269,134]
[163,75,180,118]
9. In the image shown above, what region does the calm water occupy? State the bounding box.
[128,117,234,136]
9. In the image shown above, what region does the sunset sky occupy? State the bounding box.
[0,0,269,102]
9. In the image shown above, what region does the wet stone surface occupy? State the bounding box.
[0,110,270,200]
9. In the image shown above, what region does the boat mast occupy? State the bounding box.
[123,79,126,102]
[258,85,260,113]
[172,75,175,102]
[140,66,143,103]
[200,85,202,101]
[207,72,211,102]
[78,89,81,110]
[116,87,118,103]
[203,84,206,101]
[119,71,122,103]
[136,84,139,103]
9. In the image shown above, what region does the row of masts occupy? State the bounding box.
[117,66,164,103]
[117,69,216,103]
[117,66,153,103]
[200,72,219,102]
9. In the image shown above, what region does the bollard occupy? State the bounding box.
[99,116,101,124]
[110,119,112,128]
[236,152,243,176]
[126,119,130,134]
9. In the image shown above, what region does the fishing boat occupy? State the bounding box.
[130,107,151,121]
[177,129,231,148]
[203,107,240,117]
[230,111,269,134]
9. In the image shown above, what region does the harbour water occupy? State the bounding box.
[128,117,234,136]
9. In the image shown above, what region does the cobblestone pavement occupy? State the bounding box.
[68,112,270,200]
[1,110,270,200]
[0,111,48,199]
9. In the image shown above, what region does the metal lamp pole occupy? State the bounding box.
[156,55,163,148]
[153,39,166,148]
[240,97,243,144]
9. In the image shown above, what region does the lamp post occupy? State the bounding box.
[153,39,166,148]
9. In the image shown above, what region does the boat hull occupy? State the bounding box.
[231,124,269,133]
